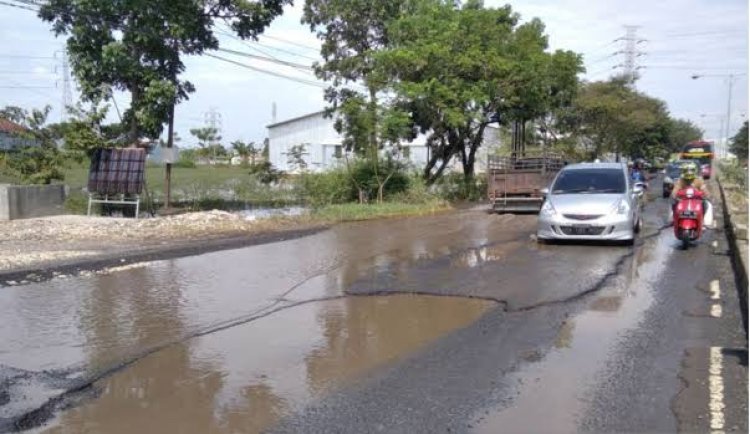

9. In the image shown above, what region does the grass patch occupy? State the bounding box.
[63,163,252,193]
[311,200,450,223]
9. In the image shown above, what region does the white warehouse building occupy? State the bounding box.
[267,110,501,173]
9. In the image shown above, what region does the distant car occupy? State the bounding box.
[537,162,643,244]
[662,162,685,198]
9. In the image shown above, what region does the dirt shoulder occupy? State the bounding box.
[0,211,327,285]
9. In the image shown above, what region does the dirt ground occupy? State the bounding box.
[0,211,319,275]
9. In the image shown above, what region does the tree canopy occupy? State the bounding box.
[39,0,290,141]
[558,76,673,161]
[730,121,748,161]
[378,0,582,181]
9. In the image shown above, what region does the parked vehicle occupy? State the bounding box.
[672,186,705,249]
[487,153,564,213]
[536,162,643,244]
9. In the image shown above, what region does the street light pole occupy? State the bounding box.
[725,74,734,154]
[691,72,746,159]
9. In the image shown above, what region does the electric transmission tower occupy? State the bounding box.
[55,47,73,121]
[204,106,223,145]
[614,25,646,86]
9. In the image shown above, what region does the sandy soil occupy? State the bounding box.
[0,211,314,273]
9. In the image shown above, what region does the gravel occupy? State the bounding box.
[0,211,303,272]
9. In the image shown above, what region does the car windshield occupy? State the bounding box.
[551,168,626,194]
[667,165,682,178]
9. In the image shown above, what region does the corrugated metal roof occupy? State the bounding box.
[266,110,327,129]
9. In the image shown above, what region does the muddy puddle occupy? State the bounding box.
[39,294,492,434]
[471,226,671,433]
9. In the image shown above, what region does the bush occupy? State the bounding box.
[389,175,438,204]
[4,146,65,185]
[64,190,91,214]
[298,168,352,207]
[248,161,282,185]
[297,158,412,206]
[433,173,486,202]
[720,160,748,190]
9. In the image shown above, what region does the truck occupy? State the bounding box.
[487,153,564,213]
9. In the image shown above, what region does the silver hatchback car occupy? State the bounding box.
[536,162,643,244]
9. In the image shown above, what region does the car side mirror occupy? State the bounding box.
[632,184,645,195]
[540,187,549,196]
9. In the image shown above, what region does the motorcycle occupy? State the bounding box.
[673,187,705,249]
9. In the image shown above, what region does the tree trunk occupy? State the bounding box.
[129,86,141,143]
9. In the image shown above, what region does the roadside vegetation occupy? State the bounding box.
[0,0,727,223]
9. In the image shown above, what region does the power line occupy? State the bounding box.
[259,34,320,52]
[204,53,328,88]
[217,47,313,71]
[0,0,36,11]
[0,54,55,59]
[217,27,319,63]
[0,85,54,89]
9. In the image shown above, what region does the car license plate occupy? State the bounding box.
[680,210,696,218]
[572,225,591,235]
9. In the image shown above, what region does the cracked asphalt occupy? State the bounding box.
[0,183,746,433]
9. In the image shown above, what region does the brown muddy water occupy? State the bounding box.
[41,295,491,434]
[1,211,524,432]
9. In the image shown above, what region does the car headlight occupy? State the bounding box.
[540,200,556,216]
[664,176,673,183]
[612,199,629,215]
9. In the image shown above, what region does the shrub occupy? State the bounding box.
[433,173,486,202]
[248,161,281,185]
[297,158,412,206]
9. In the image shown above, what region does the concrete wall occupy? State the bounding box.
[0,184,66,221]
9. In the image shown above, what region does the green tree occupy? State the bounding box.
[2,106,66,184]
[303,0,408,202]
[561,76,671,160]
[379,0,582,182]
[730,121,748,161]
[40,0,290,141]
[231,140,250,164]
[666,118,703,153]
[287,144,309,172]
[190,126,223,161]
[231,139,260,164]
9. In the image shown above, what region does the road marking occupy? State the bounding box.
[710,280,721,300]
[711,304,723,318]
[709,346,726,433]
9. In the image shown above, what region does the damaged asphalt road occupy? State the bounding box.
[0,191,746,433]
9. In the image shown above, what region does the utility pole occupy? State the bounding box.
[724,74,735,153]
[164,40,178,211]
[614,26,646,87]
[692,73,746,158]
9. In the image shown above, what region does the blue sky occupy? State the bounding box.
[0,0,747,148]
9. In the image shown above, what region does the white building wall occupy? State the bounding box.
[268,111,501,173]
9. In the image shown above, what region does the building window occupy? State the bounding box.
[334,145,342,158]
[402,146,411,159]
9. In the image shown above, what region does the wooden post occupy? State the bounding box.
[164,103,174,210]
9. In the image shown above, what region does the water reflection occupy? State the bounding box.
[45,295,492,433]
